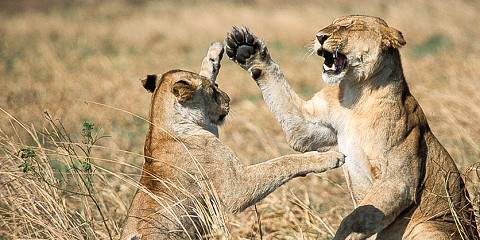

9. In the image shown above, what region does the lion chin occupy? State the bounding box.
[322,71,345,85]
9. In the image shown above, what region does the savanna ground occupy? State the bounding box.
[0,0,479,239]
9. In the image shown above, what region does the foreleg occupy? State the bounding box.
[333,178,416,240]
[225,27,337,152]
[226,151,345,212]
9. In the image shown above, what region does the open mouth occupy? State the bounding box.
[318,50,347,74]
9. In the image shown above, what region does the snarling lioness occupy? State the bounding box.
[120,43,345,239]
[225,16,477,239]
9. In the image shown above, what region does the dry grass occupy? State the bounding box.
[0,0,479,239]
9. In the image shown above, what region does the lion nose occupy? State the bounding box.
[316,34,329,45]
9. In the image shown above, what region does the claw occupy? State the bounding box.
[245,31,255,45]
[226,35,237,49]
[225,46,235,59]
[232,27,245,43]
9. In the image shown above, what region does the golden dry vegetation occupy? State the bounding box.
[0,0,479,239]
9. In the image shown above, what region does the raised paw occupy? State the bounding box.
[206,42,224,64]
[200,42,224,82]
[225,26,270,78]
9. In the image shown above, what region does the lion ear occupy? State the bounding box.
[382,27,406,49]
[141,74,161,93]
[171,79,197,102]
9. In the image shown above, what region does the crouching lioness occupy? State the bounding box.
[121,43,345,240]
[225,16,477,239]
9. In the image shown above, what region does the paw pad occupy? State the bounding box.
[250,68,262,80]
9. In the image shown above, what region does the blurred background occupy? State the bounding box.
[1,0,479,239]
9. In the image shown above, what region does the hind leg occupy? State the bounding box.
[404,222,458,240]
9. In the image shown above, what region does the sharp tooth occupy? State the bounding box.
[323,64,336,71]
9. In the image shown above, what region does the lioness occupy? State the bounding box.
[225,16,477,239]
[121,43,345,239]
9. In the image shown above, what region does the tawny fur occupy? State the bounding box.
[120,43,345,239]
[226,16,477,240]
